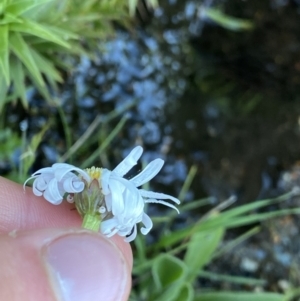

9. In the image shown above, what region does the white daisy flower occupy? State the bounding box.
[24,146,180,242]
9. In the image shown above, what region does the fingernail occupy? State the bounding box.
[43,232,128,301]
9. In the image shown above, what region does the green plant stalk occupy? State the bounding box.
[82,213,101,232]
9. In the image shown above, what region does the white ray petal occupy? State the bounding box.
[101,218,119,235]
[139,189,180,204]
[100,169,111,195]
[107,178,126,216]
[105,228,119,237]
[117,225,133,236]
[43,179,63,204]
[140,213,153,235]
[31,167,54,177]
[122,186,144,217]
[35,177,48,191]
[104,193,113,212]
[54,165,90,182]
[124,225,137,242]
[145,199,180,213]
[130,159,164,187]
[113,146,143,177]
[32,179,44,196]
[63,177,85,193]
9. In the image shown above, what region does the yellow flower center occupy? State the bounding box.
[85,166,102,180]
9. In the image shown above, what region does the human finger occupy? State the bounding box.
[0,228,132,301]
[0,176,133,270]
[0,177,82,232]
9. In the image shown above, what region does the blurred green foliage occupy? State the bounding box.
[0,0,154,111]
[130,182,300,300]
[0,127,21,163]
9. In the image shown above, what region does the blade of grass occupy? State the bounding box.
[0,25,9,85]
[184,227,224,281]
[10,57,27,109]
[128,0,138,16]
[9,32,44,86]
[81,115,128,168]
[201,191,294,226]
[60,100,137,162]
[10,19,71,48]
[177,165,198,201]
[198,270,266,286]
[213,226,260,259]
[203,8,254,31]
[0,70,8,112]
[6,0,53,16]
[154,191,294,249]
[30,49,62,83]
[179,197,213,212]
[195,291,284,301]
[224,207,300,229]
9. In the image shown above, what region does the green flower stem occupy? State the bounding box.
[82,214,101,232]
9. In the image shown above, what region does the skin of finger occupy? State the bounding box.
[0,228,132,301]
[0,177,82,232]
[0,177,133,269]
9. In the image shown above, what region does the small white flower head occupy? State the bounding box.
[24,146,180,242]
[23,163,90,205]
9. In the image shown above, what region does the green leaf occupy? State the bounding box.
[146,0,158,8]
[151,254,187,301]
[30,49,62,84]
[9,32,44,86]
[66,13,108,23]
[0,25,9,85]
[10,58,27,109]
[154,286,182,301]
[174,283,194,301]
[9,19,71,48]
[36,24,79,41]
[25,69,52,103]
[0,13,22,25]
[184,227,224,281]
[6,0,53,16]
[0,70,8,112]
[80,0,99,13]
[0,0,9,14]
[203,8,254,31]
[195,292,285,301]
[128,0,138,16]
[152,254,186,289]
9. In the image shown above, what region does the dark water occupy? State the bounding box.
[3,0,300,291]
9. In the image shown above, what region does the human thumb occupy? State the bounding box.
[0,228,132,301]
